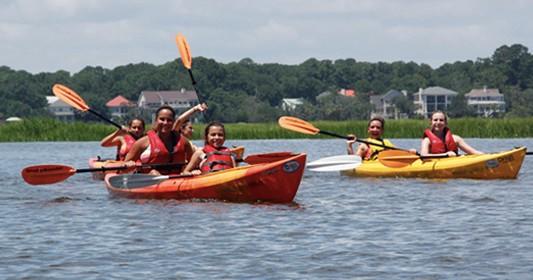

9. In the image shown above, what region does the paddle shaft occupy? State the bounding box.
[79,162,187,173]
[318,129,409,152]
[527,152,533,155]
[88,108,122,129]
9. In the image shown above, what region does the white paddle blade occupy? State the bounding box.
[307,155,361,168]
[308,162,361,172]
[307,155,361,172]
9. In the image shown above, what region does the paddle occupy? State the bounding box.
[377,150,449,168]
[307,155,362,172]
[21,162,186,185]
[22,152,291,185]
[52,84,122,129]
[176,33,208,121]
[278,116,410,152]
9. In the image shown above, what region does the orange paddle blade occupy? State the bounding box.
[176,33,192,69]
[21,164,76,185]
[52,84,90,112]
[378,150,419,168]
[278,116,320,135]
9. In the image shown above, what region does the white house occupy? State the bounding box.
[106,95,135,120]
[46,96,75,122]
[414,86,458,118]
[370,90,408,119]
[281,98,304,111]
[137,88,200,122]
[465,87,506,117]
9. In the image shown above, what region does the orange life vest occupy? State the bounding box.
[423,128,458,154]
[116,133,137,161]
[144,130,188,174]
[200,145,235,173]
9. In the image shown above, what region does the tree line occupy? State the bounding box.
[1,43,533,123]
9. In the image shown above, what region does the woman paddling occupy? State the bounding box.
[420,111,483,157]
[124,103,207,175]
[100,118,145,161]
[346,116,396,161]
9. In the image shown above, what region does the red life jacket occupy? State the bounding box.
[144,130,188,174]
[116,133,137,161]
[200,145,235,173]
[423,128,458,154]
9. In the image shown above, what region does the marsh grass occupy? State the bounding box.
[1,117,532,142]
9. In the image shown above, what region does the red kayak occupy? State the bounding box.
[104,153,306,203]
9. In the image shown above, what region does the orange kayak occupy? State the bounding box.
[104,153,306,203]
[88,158,123,180]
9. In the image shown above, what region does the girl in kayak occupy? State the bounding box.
[346,116,396,161]
[420,111,483,157]
[182,121,237,175]
[124,103,207,175]
[100,117,146,161]
[175,119,198,153]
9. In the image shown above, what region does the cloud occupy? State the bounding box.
[1,0,532,73]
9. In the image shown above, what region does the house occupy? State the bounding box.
[137,88,200,122]
[338,89,356,97]
[46,96,75,122]
[465,87,505,117]
[106,95,135,120]
[414,86,458,118]
[370,90,407,119]
[281,98,304,111]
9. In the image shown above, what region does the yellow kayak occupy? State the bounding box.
[341,147,526,179]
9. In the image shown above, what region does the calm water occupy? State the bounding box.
[1,139,533,279]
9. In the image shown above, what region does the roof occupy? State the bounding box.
[139,89,199,104]
[46,96,58,104]
[382,90,404,101]
[466,88,503,97]
[47,98,71,108]
[282,98,304,106]
[420,86,457,96]
[106,95,133,107]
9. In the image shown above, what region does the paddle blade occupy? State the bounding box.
[278,116,319,135]
[176,33,192,69]
[108,174,193,189]
[307,155,361,171]
[52,84,90,112]
[378,150,419,168]
[21,164,76,185]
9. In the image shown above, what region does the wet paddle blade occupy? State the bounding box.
[278,116,320,135]
[21,164,76,185]
[307,155,361,172]
[108,174,193,189]
[52,84,90,112]
[176,33,192,69]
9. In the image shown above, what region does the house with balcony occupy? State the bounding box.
[370,89,408,119]
[465,87,506,117]
[46,96,75,122]
[137,88,200,122]
[106,95,135,121]
[414,86,458,118]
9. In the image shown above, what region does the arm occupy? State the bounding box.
[172,103,208,132]
[100,127,127,147]
[182,149,204,175]
[124,136,149,163]
[454,135,484,155]
[346,134,357,155]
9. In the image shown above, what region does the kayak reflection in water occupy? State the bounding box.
[420,111,484,157]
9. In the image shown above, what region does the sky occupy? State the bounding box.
[2,0,533,74]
